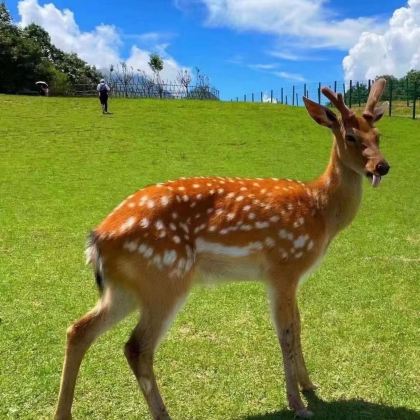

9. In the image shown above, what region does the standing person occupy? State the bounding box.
[97,79,110,114]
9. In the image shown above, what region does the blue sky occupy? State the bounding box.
[6,0,419,100]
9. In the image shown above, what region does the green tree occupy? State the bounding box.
[148,53,164,98]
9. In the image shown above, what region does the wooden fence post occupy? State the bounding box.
[281,88,283,104]
[413,81,417,120]
[292,85,295,106]
[318,82,321,104]
[261,91,263,102]
[270,90,273,103]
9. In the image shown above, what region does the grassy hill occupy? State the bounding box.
[0,95,419,419]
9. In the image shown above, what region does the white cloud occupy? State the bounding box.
[272,71,306,82]
[343,0,420,81]
[195,0,382,50]
[17,0,186,79]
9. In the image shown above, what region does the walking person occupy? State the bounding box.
[97,79,111,114]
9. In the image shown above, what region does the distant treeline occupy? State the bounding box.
[0,2,100,94]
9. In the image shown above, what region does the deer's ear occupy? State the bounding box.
[303,97,338,128]
[372,103,386,122]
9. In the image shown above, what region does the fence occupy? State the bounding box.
[71,82,219,100]
[233,79,418,119]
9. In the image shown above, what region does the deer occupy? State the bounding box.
[55,78,390,419]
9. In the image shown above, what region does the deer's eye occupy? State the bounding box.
[345,134,356,143]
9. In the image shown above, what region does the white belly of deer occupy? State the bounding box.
[195,238,266,282]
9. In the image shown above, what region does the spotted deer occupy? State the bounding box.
[55,79,390,419]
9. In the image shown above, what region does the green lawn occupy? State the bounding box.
[0,95,419,419]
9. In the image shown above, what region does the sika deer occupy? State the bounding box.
[55,79,390,419]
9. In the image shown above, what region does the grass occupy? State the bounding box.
[0,95,419,420]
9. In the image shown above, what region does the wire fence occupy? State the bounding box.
[70,82,219,100]
[233,79,419,119]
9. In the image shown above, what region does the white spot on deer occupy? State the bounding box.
[190,201,197,208]
[279,229,288,239]
[307,240,314,250]
[208,225,217,232]
[226,212,235,221]
[127,202,135,209]
[243,205,251,212]
[197,193,203,200]
[173,235,181,244]
[178,186,186,192]
[294,235,308,249]
[140,218,150,229]
[270,215,280,223]
[295,251,304,259]
[252,182,260,187]
[240,224,252,231]
[172,212,178,219]
[144,247,154,259]
[158,230,166,238]
[226,192,235,199]
[169,223,177,231]
[255,221,269,229]
[236,196,245,202]
[248,213,256,220]
[163,250,177,266]
[217,188,224,194]
[194,224,206,234]
[265,237,276,247]
[120,216,136,232]
[161,196,169,206]
[123,240,137,253]
[155,220,165,230]
[138,243,147,255]
[182,195,189,202]
[193,184,200,189]
[294,217,305,228]
[220,228,229,235]
[240,187,247,192]
[139,196,148,206]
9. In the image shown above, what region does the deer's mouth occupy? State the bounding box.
[366,172,382,188]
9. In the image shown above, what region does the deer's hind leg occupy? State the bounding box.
[124,274,191,420]
[55,285,137,420]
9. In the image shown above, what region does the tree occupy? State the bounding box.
[0,2,11,25]
[176,69,192,96]
[148,53,164,98]
[0,2,101,94]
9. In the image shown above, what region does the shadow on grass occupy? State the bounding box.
[243,391,420,420]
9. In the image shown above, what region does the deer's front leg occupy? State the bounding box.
[269,282,313,418]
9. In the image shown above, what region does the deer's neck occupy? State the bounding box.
[311,138,363,238]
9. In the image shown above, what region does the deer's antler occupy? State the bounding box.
[363,78,386,120]
[321,87,357,126]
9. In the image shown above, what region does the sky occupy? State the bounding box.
[5,0,420,99]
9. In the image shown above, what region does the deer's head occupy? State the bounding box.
[303,78,390,188]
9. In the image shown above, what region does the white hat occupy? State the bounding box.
[100,79,105,83]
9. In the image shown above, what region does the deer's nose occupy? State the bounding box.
[376,162,390,176]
